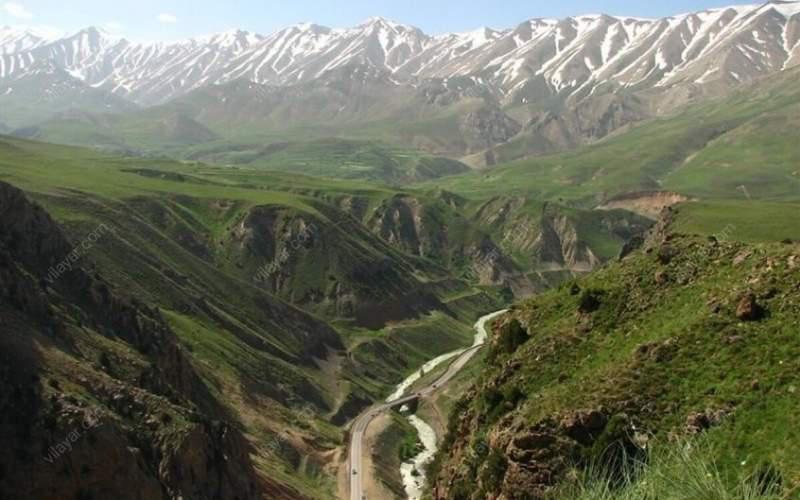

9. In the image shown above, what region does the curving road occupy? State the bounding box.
[347,310,507,500]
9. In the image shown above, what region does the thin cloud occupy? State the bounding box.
[156,13,178,24]
[3,2,33,19]
[104,21,123,32]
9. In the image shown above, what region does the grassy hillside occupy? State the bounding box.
[430,219,800,498]
[0,134,471,498]
[424,67,800,205]
[19,116,473,185]
[179,138,471,184]
[673,201,800,244]
[0,133,662,497]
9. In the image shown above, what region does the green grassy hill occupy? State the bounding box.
[0,132,676,498]
[424,66,800,206]
[430,215,800,499]
[0,134,643,295]
[0,134,481,498]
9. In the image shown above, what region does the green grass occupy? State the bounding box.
[421,67,800,205]
[556,437,785,500]
[0,136,322,211]
[432,232,800,497]
[179,137,470,184]
[673,201,800,243]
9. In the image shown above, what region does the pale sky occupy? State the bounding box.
[0,0,763,40]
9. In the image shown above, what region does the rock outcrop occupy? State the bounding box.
[597,191,692,219]
[229,203,443,327]
[736,292,765,321]
[459,108,522,153]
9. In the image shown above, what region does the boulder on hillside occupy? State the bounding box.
[685,407,731,434]
[736,293,764,321]
[657,244,677,264]
[618,235,645,260]
[560,409,608,446]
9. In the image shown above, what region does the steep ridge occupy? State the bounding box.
[0,181,266,500]
[430,63,800,203]
[429,216,800,498]
[0,171,357,497]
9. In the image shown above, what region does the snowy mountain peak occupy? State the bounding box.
[0,25,59,54]
[763,0,800,16]
[291,22,330,34]
[0,2,798,105]
[193,29,263,51]
[359,16,418,32]
[462,27,505,47]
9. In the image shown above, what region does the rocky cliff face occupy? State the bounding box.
[365,194,651,298]
[0,181,264,500]
[474,198,649,274]
[368,195,437,258]
[503,92,650,159]
[227,203,443,327]
[366,194,535,295]
[531,213,600,273]
[459,108,522,153]
[596,191,693,219]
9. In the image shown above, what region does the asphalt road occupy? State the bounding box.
[347,310,507,500]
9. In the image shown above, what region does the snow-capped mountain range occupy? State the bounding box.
[1,1,798,106]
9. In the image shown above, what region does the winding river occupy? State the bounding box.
[391,310,508,499]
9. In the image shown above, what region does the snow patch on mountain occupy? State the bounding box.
[0,2,798,105]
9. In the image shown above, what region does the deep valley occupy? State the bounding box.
[1,2,800,499]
